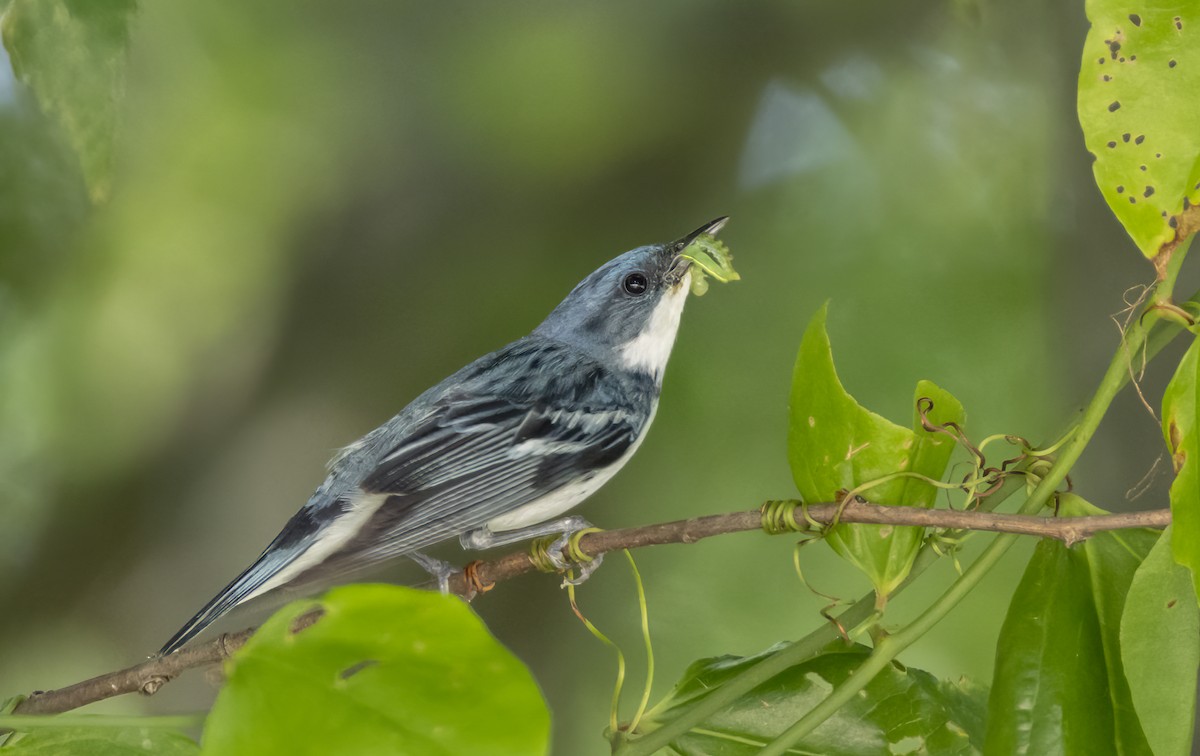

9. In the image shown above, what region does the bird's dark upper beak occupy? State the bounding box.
[672,216,730,254]
[667,216,729,282]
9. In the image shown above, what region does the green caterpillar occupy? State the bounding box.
[680,234,740,296]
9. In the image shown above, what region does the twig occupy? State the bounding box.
[11,501,1171,717]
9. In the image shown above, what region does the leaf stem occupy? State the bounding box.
[566,578,626,738]
[624,550,655,736]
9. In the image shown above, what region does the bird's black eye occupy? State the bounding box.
[622,272,649,295]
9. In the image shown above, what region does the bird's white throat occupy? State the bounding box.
[617,272,690,382]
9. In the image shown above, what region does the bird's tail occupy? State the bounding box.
[158,550,297,656]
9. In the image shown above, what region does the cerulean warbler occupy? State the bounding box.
[160,217,730,655]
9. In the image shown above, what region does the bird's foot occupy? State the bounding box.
[535,523,604,587]
[409,551,456,595]
[463,560,494,595]
[460,516,604,587]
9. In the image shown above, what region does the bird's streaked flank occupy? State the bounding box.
[160,218,736,655]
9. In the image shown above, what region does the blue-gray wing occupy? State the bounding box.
[315,392,646,571]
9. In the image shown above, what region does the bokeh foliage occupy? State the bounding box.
[1,0,1186,753]
[1,0,135,202]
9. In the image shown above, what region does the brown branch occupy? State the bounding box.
[11,502,1171,717]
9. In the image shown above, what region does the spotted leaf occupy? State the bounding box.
[1078,0,1200,258]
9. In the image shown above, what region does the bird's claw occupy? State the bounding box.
[546,530,604,587]
[561,552,604,586]
[463,560,494,595]
[545,532,573,571]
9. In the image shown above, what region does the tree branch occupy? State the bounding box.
[11,501,1171,717]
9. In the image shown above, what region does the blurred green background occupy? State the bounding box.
[0,1,1180,752]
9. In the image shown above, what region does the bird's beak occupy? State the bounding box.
[667,216,729,283]
[674,216,730,251]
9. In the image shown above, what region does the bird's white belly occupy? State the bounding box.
[485,402,658,532]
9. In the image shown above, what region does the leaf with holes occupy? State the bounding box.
[201,584,549,756]
[1078,0,1200,258]
[788,303,963,597]
[1,0,137,202]
[2,728,199,755]
[1121,526,1200,756]
[633,642,986,754]
[1163,338,1200,600]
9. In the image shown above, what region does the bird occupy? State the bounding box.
[159,217,730,655]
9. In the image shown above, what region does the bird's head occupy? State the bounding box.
[534,217,729,382]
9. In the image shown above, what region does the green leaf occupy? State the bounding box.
[1121,525,1200,756]
[635,643,986,754]
[202,584,549,756]
[1073,497,1159,756]
[787,303,964,596]
[986,501,1158,756]
[1163,337,1200,600]
[3,728,199,755]
[987,537,1113,754]
[1,0,137,202]
[1078,0,1200,258]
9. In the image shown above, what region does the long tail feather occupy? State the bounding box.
[159,496,361,655]
[158,553,293,655]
